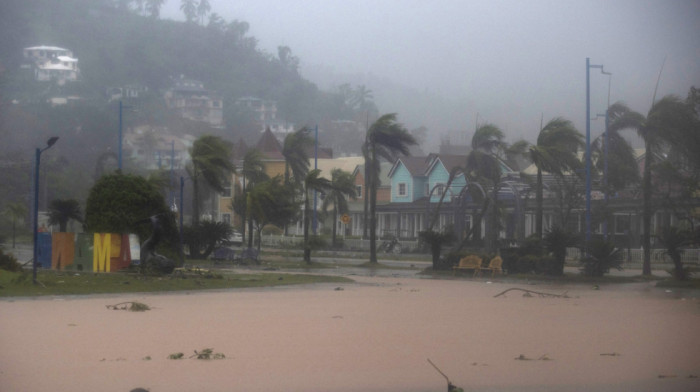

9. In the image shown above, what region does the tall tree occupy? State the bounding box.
[465,123,506,253]
[282,127,313,187]
[237,149,268,247]
[527,118,583,239]
[321,169,357,248]
[145,0,165,18]
[365,114,416,263]
[607,96,691,275]
[188,135,234,226]
[180,0,197,23]
[4,202,27,248]
[196,0,211,25]
[303,169,332,263]
[47,199,83,232]
[247,176,299,253]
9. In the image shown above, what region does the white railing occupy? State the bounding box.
[566,247,700,265]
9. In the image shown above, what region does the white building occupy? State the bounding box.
[23,45,79,85]
[164,76,223,128]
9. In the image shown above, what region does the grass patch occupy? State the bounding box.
[0,269,353,297]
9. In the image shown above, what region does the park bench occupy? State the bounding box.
[453,255,483,277]
[475,256,503,277]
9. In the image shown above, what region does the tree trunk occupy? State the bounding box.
[332,205,338,248]
[363,164,369,240]
[369,153,378,264]
[536,167,543,239]
[642,141,652,276]
[246,193,254,249]
[303,190,311,263]
[192,173,200,226]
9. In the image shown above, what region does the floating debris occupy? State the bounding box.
[190,348,225,360]
[494,288,569,298]
[427,358,464,392]
[600,352,621,357]
[106,301,150,312]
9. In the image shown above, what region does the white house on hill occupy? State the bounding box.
[23,45,80,85]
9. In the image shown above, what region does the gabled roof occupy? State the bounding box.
[425,154,465,177]
[388,156,429,178]
[255,127,284,160]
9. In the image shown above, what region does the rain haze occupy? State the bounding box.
[162,0,700,148]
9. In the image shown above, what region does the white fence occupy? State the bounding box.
[566,247,700,266]
[260,235,699,265]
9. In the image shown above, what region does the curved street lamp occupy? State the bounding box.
[33,136,59,284]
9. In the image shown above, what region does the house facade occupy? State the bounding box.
[164,77,223,128]
[23,45,80,84]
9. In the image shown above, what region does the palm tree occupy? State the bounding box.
[527,118,583,239]
[321,169,357,248]
[303,169,332,263]
[180,0,197,23]
[238,149,268,247]
[365,114,416,263]
[607,96,690,275]
[465,123,506,253]
[189,135,235,225]
[145,0,165,18]
[48,199,83,232]
[352,85,374,111]
[591,116,640,196]
[282,127,313,187]
[4,202,27,248]
[196,0,211,25]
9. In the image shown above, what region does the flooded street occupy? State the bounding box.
[2,273,698,392]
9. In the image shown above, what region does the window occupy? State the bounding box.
[398,182,408,197]
[425,183,429,196]
[222,180,232,197]
[435,183,445,197]
[355,185,362,198]
[221,213,231,224]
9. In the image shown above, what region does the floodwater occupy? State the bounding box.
[1,274,698,391]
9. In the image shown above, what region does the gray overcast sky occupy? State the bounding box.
[163,0,699,147]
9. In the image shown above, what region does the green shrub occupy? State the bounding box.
[581,239,623,277]
[306,235,328,250]
[0,249,22,272]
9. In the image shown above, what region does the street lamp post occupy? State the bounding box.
[32,136,59,284]
[585,58,609,245]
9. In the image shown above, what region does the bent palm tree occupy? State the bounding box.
[321,169,357,248]
[607,96,690,275]
[189,135,235,225]
[365,114,417,263]
[303,169,332,263]
[282,127,313,187]
[465,123,506,253]
[239,149,268,247]
[528,118,583,239]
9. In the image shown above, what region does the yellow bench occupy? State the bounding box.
[475,256,503,277]
[453,255,483,277]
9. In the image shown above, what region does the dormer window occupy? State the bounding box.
[398,182,408,197]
